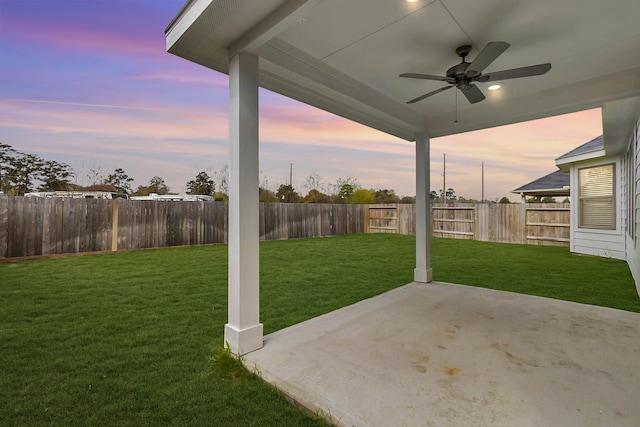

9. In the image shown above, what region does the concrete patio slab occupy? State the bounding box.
[244,282,640,427]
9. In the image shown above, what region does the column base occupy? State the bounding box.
[414,268,433,283]
[224,323,263,355]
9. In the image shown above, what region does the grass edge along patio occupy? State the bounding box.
[1,234,638,426]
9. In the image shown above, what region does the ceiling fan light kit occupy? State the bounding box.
[400,41,551,105]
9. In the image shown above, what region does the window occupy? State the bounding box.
[578,164,615,229]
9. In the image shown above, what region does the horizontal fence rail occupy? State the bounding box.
[0,197,569,259]
[0,198,366,259]
[366,203,570,247]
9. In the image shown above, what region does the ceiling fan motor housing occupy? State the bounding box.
[446,62,472,87]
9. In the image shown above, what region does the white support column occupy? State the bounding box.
[224,52,263,354]
[414,131,433,283]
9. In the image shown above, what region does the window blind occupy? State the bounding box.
[579,164,615,229]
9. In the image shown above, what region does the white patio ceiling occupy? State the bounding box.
[166,0,640,142]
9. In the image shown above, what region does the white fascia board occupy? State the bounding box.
[555,149,606,170]
[165,0,214,50]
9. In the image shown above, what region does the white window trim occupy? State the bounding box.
[578,163,616,230]
[573,159,621,235]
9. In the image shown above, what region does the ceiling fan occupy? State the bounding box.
[399,42,551,104]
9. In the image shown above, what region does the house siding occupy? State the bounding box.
[625,115,640,293]
[570,157,626,260]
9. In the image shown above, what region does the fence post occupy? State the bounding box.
[364,205,370,233]
[111,199,118,252]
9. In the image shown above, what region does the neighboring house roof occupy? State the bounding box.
[556,135,603,159]
[555,135,605,171]
[512,170,570,196]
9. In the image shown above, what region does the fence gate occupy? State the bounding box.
[431,205,475,239]
[525,206,570,246]
[367,204,398,233]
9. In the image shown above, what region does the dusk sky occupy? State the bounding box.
[0,0,603,201]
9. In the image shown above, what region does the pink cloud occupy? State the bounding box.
[0,98,228,152]
[127,71,229,90]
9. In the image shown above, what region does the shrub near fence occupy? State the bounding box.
[0,197,366,259]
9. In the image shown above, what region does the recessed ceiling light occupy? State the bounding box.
[406,0,419,3]
[488,84,501,91]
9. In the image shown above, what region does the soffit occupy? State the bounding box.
[166,0,640,141]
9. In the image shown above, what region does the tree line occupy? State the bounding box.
[1,143,75,195]
[2,143,552,203]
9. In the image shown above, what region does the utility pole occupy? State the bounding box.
[289,163,293,187]
[442,153,446,201]
[481,161,485,203]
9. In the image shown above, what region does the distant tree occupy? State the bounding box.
[541,196,556,203]
[259,187,278,202]
[133,176,169,196]
[499,196,511,204]
[186,171,214,195]
[349,188,375,204]
[400,196,415,204]
[259,170,270,194]
[304,188,330,203]
[38,160,74,191]
[132,185,150,196]
[258,171,278,202]
[214,165,229,196]
[213,191,227,201]
[276,184,301,203]
[11,153,44,195]
[105,168,134,194]
[149,176,169,195]
[0,143,19,194]
[458,196,480,203]
[304,172,326,193]
[332,177,359,203]
[336,183,355,202]
[86,166,103,186]
[1,143,76,195]
[526,196,541,203]
[374,189,398,204]
[429,190,439,201]
[445,188,457,201]
[562,197,570,204]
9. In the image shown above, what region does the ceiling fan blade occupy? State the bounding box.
[406,86,452,104]
[476,63,552,82]
[466,41,510,77]
[460,84,485,104]
[400,73,454,83]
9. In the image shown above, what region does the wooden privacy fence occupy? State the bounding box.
[365,204,416,235]
[369,203,570,247]
[0,197,365,259]
[523,205,571,246]
[0,197,569,259]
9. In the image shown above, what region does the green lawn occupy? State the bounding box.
[1,234,637,426]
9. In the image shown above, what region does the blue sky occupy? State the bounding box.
[0,0,602,199]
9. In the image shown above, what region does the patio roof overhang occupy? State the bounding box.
[166,0,640,141]
[164,0,640,354]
